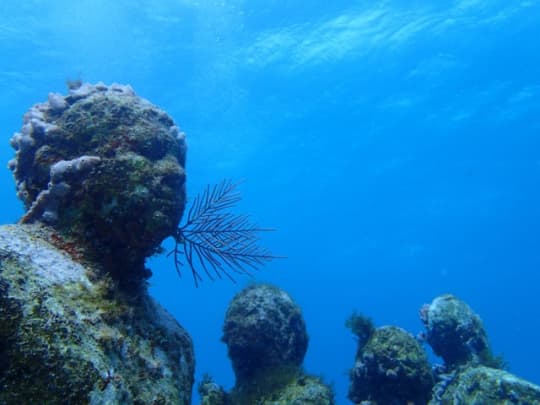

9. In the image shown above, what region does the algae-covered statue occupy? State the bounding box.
[1,82,194,404]
[7,81,278,288]
[345,295,540,404]
[199,283,335,405]
[421,294,540,404]
[349,326,434,404]
[9,82,187,284]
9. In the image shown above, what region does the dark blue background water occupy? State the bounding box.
[1,1,539,403]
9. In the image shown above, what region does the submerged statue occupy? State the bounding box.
[199,283,335,405]
[2,82,196,404]
[9,82,187,285]
[2,80,281,403]
[9,81,279,288]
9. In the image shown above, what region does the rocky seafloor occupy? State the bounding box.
[1,82,539,404]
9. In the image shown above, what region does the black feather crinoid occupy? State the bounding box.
[168,179,282,286]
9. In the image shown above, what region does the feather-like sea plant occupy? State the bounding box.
[168,179,281,286]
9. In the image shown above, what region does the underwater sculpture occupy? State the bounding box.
[419,294,498,369]
[5,81,538,405]
[8,81,277,288]
[2,81,281,403]
[199,283,335,405]
[222,284,308,381]
[1,82,197,403]
[345,294,540,405]
[346,317,434,404]
[0,225,195,404]
[420,294,540,404]
[9,82,187,284]
[346,295,540,405]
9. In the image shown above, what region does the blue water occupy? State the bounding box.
[1,1,540,404]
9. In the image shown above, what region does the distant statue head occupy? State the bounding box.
[222,284,308,382]
[8,82,187,282]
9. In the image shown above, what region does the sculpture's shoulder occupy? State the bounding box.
[0,223,92,287]
[0,223,194,405]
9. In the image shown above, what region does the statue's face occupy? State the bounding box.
[10,84,187,259]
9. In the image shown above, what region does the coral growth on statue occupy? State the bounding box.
[1,83,194,404]
[9,82,187,283]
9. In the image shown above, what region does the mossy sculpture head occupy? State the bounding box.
[222,284,308,383]
[8,82,187,283]
[348,326,434,404]
[420,294,503,369]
